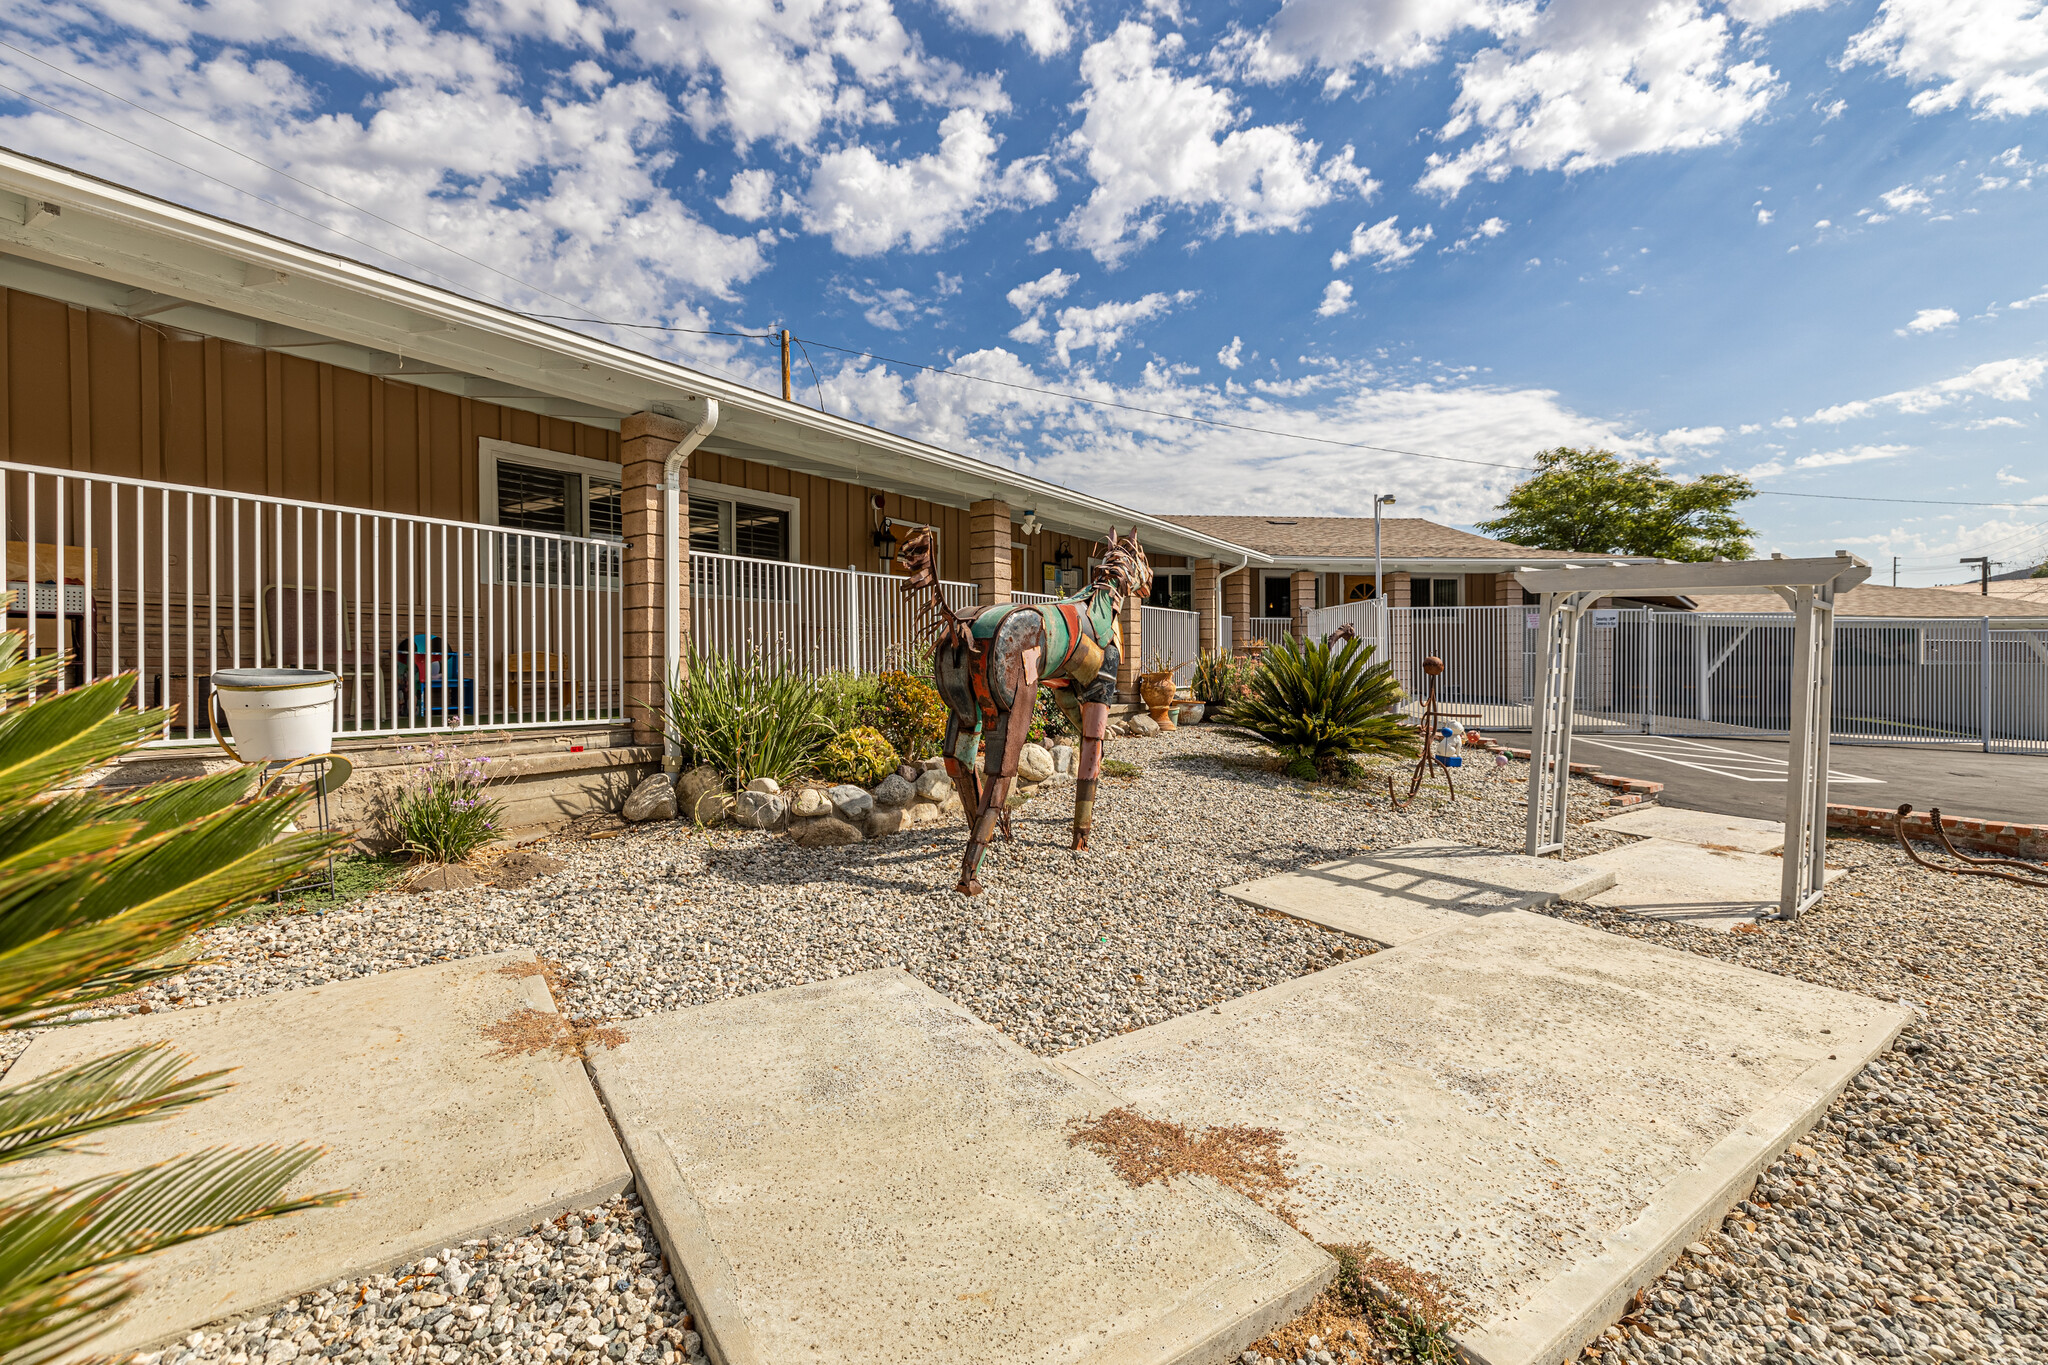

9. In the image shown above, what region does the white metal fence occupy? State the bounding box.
[1140,605,1200,685]
[0,460,623,746]
[1374,603,2048,753]
[690,552,976,676]
[1301,600,1382,644]
[1246,616,1291,647]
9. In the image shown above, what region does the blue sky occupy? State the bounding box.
[1,0,2043,582]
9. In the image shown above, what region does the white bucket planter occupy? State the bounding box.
[211,668,338,763]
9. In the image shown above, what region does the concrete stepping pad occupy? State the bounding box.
[1066,912,1909,1365]
[7,952,630,1354]
[1571,837,1844,931]
[587,969,1331,1365]
[1590,805,1786,854]
[1223,841,1616,945]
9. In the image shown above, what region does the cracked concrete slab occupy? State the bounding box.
[1590,806,1786,855]
[1572,838,1845,931]
[1223,842,1616,946]
[6,952,630,1355]
[588,969,1331,1365]
[1066,912,1909,1365]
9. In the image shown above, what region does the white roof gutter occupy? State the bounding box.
[0,147,1269,567]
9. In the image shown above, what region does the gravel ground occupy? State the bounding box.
[1544,833,2048,1365]
[25,724,1620,1058]
[133,1194,706,1365]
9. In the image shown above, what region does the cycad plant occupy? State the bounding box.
[1233,634,1419,779]
[0,629,350,1364]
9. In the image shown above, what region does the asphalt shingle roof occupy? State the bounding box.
[1156,515,1609,561]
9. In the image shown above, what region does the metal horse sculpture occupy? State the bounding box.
[897,526,1152,896]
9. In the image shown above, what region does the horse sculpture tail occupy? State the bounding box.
[896,525,975,654]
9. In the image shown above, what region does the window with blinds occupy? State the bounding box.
[586,476,622,540]
[497,461,574,533]
[689,494,791,561]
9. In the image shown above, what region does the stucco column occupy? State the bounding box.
[621,411,690,747]
[1119,594,1143,699]
[1289,569,1317,639]
[1223,567,1252,655]
[1194,557,1220,655]
[968,498,1012,606]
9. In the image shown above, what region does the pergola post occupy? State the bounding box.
[1514,554,1868,920]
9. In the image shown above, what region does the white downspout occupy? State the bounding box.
[663,399,719,772]
[1216,554,1250,651]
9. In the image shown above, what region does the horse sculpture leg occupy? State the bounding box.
[957,645,1040,897]
[1072,699,1109,851]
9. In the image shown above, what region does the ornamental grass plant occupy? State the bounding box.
[387,747,504,864]
[663,648,829,789]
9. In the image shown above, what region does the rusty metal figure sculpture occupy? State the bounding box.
[898,526,1151,896]
[1388,655,1478,810]
[1891,804,2048,889]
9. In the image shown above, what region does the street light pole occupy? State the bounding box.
[1374,493,1396,644]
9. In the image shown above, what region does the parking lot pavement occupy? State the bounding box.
[1495,732,2048,826]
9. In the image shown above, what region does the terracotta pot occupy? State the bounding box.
[1139,672,1177,730]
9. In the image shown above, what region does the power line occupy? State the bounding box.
[7,64,2040,514]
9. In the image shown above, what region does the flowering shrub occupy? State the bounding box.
[1191,650,1255,708]
[818,726,899,786]
[388,747,504,863]
[876,670,947,761]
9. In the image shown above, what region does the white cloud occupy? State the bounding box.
[0,10,772,312]
[1660,425,1726,450]
[1005,267,1077,344]
[1217,335,1244,369]
[1791,443,1912,469]
[1807,355,2048,422]
[1881,184,1932,211]
[1898,306,1959,334]
[1756,207,1774,224]
[1723,0,1835,20]
[1997,465,2029,483]
[2011,285,2048,309]
[1231,0,1521,87]
[1317,280,1355,316]
[1816,96,1848,120]
[1418,1,1783,198]
[1844,0,2048,119]
[800,109,1055,254]
[1061,23,1371,263]
[812,348,1646,525]
[716,167,780,220]
[1971,415,2027,428]
[928,0,1073,57]
[1053,292,1190,367]
[1330,216,1436,269]
[841,284,921,329]
[1444,216,1510,250]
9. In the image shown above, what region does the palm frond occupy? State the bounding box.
[0,1045,230,1168]
[0,1145,350,1365]
[0,675,167,807]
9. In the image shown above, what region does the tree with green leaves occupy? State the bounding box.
[0,632,350,1364]
[1476,447,1756,561]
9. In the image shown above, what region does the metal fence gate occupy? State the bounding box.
[1362,605,2048,753]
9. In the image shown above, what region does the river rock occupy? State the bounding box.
[871,774,916,808]
[791,787,830,818]
[676,766,727,823]
[1017,742,1055,784]
[733,790,789,830]
[621,773,675,822]
[788,816,861,848]
[865,806,905,838]
[1126,712,1161,737]
[827,784,873,820]
[743,777,781,796]
[1051,744,1075,775]
[914,769,953,802]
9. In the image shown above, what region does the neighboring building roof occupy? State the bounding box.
[1936,579,2048,604]
[1700,584,2048,618]
[1156,515,1635,565]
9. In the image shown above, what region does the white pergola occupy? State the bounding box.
[1513,553,1873,920]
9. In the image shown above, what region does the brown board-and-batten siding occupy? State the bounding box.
[0,287,619,512]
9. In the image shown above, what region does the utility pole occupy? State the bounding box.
[780,329,793,402]
[1960,556,1990,596]
[1892,555,1898,587]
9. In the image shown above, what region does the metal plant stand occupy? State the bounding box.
[260,753,353,900]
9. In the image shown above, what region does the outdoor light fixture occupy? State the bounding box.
[874,526,896,563]
[1020,509,1042,537]
[1055,543,1073,573]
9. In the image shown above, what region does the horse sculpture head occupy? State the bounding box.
[1092,528,1153,601]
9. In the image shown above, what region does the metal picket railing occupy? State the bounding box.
[1378,604,2048,752]
[1245,616,1291,647]
[1139,605,1200,685]
[690,551,975,676]
[0,460,621,746]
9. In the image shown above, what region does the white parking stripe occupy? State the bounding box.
[1575,736,1884,785]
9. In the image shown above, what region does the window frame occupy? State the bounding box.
[690,478,803,562]
[478,438,625,542]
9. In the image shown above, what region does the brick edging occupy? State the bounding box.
[1824,804,2048,861]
